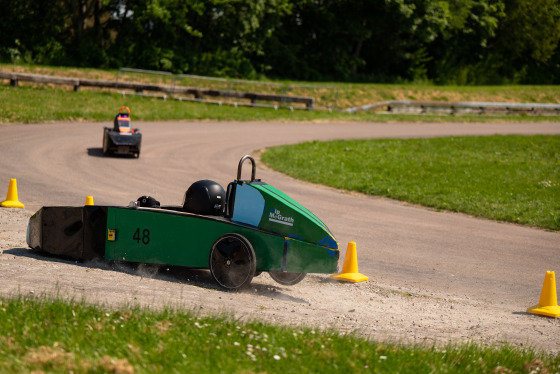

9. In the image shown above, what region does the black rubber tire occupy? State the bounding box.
[209,233,256,291]
[102,134,108,156]
[268,271,306,286]
[102,133,112,156]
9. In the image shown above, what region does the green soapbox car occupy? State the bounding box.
[27,155,340,290]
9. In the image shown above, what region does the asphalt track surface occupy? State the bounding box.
[1,120,559,311]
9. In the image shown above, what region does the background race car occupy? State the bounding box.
[102,106,142,158]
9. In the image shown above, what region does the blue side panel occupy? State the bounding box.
[232,184,265,227]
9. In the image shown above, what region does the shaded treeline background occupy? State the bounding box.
[1,0,559,84]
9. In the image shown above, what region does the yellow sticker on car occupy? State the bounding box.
[107,229,116,241]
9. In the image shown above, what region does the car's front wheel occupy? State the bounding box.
[268,271,306,285]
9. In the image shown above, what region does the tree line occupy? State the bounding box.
[1,0,559,84]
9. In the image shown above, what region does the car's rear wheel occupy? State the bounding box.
[268,271,306,285]
[209,233,256,291]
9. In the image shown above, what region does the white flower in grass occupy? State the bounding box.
[234,342,240,346]
[273,355,281,360]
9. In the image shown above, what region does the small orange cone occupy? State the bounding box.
[1,179,24,208]
[85,196,94,206]
[527,271,560,318]
[331,241,368,283]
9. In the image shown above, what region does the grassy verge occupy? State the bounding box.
[2,63,560,108]
[1,62,560,123]
[262,135,560,231]
[1,85,558,124]
[0,296,557,373]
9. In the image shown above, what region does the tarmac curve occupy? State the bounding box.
[0,120,559,353]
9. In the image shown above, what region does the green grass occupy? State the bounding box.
[1,85,559,124]
[1,62,560,123]
[0,296,557,373]
[3,63,560,109]
[262,135,560,231]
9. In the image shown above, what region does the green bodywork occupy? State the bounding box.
[233,182,338,249]
[104,180,339,274]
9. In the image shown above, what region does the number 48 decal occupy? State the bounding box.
[133,228,150,245]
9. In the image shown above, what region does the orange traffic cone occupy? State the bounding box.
[331,241,368,283]
[85,196,94,206]
[527,271,560,318]
[1,179,24,208]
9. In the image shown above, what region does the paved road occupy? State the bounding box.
[1,120,559,309]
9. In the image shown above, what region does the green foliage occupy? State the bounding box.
[105,0,291,76]
[262,135,560,230]
[427,0,507,84]
[0,296,558,373]
[500,0,560,63]
[0,1,67,64]
[0,0,559,83]
[492,0,560,83]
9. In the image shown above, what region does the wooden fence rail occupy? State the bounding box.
[0,72,315,109]
[343,100,560,115]
[3,71,559,115]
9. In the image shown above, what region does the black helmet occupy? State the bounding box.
[183,180,225,215]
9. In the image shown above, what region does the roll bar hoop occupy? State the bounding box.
[237,155,257,181]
